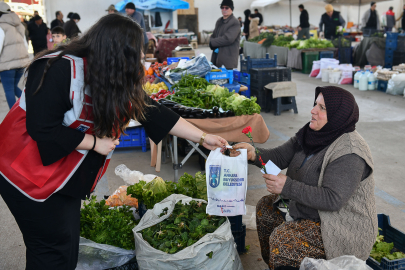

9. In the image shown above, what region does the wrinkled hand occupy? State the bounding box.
[94,137,120,156]
[264,173,287,194]
[229,143,256,161]
[203,134,228,151]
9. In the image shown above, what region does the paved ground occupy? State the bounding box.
[1,47,405,270]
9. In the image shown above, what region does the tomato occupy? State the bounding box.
[163,61,167,65]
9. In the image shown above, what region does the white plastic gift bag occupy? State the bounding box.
[205,148,248,216]
[316,58,340,79]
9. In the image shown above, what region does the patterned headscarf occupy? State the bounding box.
[296,86,359,155]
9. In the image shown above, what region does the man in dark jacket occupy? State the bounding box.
[50,11,64,30]
[297,4,310,40]
[253,9,263,25]
[27,15,48,55]
[319,4,346,39]
[29,10,39,24]
[243,9,251,40]
[125,2,149,52]
[384,7,395,32]
[209,0,240,69]
[64,13,81,39]
[361,2,380,31]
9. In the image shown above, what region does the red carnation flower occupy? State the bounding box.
[242,126,252,134]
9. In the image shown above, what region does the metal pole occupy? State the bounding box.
[290,0,292,28]
[358,0,361,31]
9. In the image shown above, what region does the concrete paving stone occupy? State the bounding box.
[1,47,405,269]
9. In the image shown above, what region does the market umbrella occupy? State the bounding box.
[115,0,189,12]
[250,0,311,28]
[323,0,390,30]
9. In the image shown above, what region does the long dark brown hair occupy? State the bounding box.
[28,14,147,139]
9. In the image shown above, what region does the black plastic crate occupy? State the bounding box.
[228,215,243,232]
[397,36,405,52]
[393,51,405,66]
[232,224,247,254]
[251,87,273,113]
[377,80,388,92]
[240,53,277,73]
[338,47,352,64]
[249,67,291,90]
[366,214,405,270]
[138,202,147,218]
[105,257,138,270]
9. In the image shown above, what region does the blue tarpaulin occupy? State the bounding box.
[115,0,189,12]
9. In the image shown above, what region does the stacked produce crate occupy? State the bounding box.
[301,51,320,74]
[117,126,149,152]
[228,215,247,254]
[385,32,399,69]
[393,36,405,66]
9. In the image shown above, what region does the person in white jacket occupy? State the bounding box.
[0,2,30,109]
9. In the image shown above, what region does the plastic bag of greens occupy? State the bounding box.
[133,194,243,270]
[166,54,211,84]
[299,255,372,270]
[75,237,135,270]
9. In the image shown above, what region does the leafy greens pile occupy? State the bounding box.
[165,82,261,116]
[272,35,294,47]
[248,32,275,43]
[140,200,226,254]
[80,196,137,250]
[370,230,405,262]
[288,38,334,50]
[127,172,207,209]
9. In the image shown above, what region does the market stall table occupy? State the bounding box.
[150,114,270,180]
[243,41,288,66]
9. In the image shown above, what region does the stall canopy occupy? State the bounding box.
[115,0,189,12]
[323,0,390,29]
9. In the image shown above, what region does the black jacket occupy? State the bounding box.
[253,13,263,25]
[28,22,48,48]
[50,19,64,30]
[64,20,81,39]
[320,11,343,39]
[299,10,310,28]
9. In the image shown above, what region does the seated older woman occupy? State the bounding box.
[232,86,377,270]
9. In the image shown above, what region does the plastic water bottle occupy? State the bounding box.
[368,72,376,90]
[354,71,361,88]
[359,72,368,91]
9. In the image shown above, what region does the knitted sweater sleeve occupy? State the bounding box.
[252,136,297,170]
[281,154,368,211]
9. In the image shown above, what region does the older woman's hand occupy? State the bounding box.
[264,173,287,194]
[229,143,256,161]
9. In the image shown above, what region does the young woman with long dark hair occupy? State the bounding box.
[0,14,227,270]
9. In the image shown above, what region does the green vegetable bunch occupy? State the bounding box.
[80,196,137,250]
[220,94,261,116]
[140,200,226,254]
[288,38,334,50]
[272,35,294,47]
[370,229,405,262]
[248,32,275,43]
[261,35,275,48]
[171,74,212,90]
[127,172,208,209]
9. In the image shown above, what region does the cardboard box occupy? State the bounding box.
[146,54,154,58]
[172,50,195,58]
[146,58,157,63]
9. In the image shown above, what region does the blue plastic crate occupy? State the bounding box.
[377,80,388,92]
[239,82,251,98]
[387,32,399,40]
[167,57,190,65]
[319,51,334,59]
[222,83,240,93]
[116,126,148,152]
[233,70,251,85]
[205,68,233,84]
[366,214,405,270]
[240,53,278,73]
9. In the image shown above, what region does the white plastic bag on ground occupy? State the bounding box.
[386,74,405,96]
[338,64,354,85]
[316,58,340,79]
[133,194,243,270]
[206,148,248,216]
[76,237,135,270]
[309,60,321,77]
[299,255,372,270]
[242,205,256,230]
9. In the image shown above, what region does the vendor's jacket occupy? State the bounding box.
[0,53,112,202]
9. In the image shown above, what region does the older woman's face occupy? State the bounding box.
[310,93,328,131]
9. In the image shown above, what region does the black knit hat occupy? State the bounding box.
[125,2,136,10]
[33,15,42,21]
[67,12,74,19]
[370,1,376,6]
[220,0,234,11]
[71,13,80,20]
